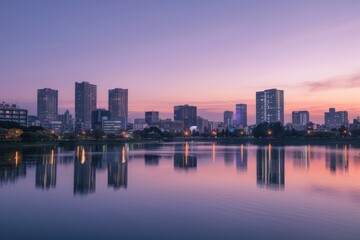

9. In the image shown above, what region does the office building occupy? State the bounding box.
[292,111,310,125]
[235,104,247,127]
[75,81,97,123]
[291,111,310,131]
[108,88,128,129]
[37,88,58,122]
[58,110,72,125]
[324,108,348,129]
[174,104,197,130]
[197,116,209,134]
[102,120,123,134]
[134,118,147,131]
[91,109,110,130]
[224,110,234,128]
[145,111,159,125]
[0,103,28,127]
[152,119,184,132]
[256,89,284,125]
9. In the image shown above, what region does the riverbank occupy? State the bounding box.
[1,137,360,148]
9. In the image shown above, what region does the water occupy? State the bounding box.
[0,142,359,240]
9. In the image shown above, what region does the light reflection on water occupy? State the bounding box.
[0,142,359,240]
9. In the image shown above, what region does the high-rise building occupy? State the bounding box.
[37,88,58,122]
[108,88,128,129]
[134,118,147,131]
[91,109,110,130]
[256,89,284,125]
[324,108,348,129]
[235,104,247,127]
[197,116,209,134]
[0,103,28,127]
[174,104,197,130]
[75,82,97,123]
[58,110,72,125]
[145,111,159,125]
[223,110,234,128]
[292,111,310,125]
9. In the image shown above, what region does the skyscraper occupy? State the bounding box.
[174,104,197,130]
[145,111,159,125]
[223,110,233,128]
[292,111,310,125]
[324,108,348,129]
[37,88,58,122]
[108,88,128,128]
[256,89,284,125]
[235,104,247,127]
[75,82,97,123]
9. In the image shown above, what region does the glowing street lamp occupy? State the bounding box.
[211,130,217,137]
[183,130,191,137]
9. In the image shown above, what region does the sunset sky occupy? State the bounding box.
[1,0,360,124]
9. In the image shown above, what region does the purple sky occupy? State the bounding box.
[1,0,360,123]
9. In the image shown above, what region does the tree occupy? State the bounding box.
[21,132,39,142]
[252,122,284,138]
[92,129,104,140]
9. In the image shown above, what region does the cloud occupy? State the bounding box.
[304,71,360,91]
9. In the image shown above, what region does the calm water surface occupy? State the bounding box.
[0,142,359,240]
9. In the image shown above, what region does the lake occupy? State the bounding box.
[0,142,359,239]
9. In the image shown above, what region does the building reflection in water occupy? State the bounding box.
[35,149,57,190]
[325,145,349,173]
[256,145,285,190]
[174,142,197,170]
[236,144,248,172]
[224,147,235,166]
[144,154,160,166]
[0,150,26,185]
[292,145,311,171]
[74,146,96,195]
[108,146,128,189]
[212,142,216,162]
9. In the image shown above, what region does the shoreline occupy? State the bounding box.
[1,137,360,148]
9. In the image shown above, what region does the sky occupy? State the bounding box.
[1,0,360,124]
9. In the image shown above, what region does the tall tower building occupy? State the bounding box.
[223,110,234,128]
[145,111,159,125]
[235,104,247,127]
[75,82,97,123]
[108,88,128,127]
[37,88,58,122]
[256,89,284,125]
[292,111,310,125]
[174,104,197,130]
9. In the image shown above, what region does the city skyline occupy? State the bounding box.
[1,1,360,123]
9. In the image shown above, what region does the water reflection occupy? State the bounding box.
[292,145,311,171]
[74,147,96,195]
[108,146,128,189]
[35,149,56,190]
[0,143,359,194]
[174,142,197,170]
[144,154,160,166]
[256,145,285,190]
[0,151,26,185]
[1,143,360,240]
[325,145,349,173]
[236,144,247,172]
